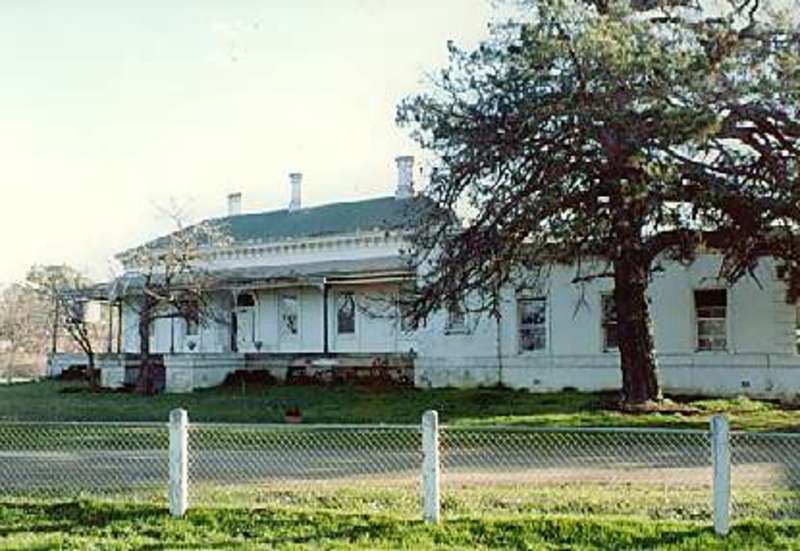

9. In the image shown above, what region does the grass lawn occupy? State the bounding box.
[0,379,798,430]
[1,500,800,550]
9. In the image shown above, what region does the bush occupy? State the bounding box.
[223,369,278,387]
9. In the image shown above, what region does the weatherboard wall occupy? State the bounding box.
[415,256,800,398]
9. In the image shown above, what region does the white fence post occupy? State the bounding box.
[711,415,731,536]
[422,410,441,524]
[169,408,189,517]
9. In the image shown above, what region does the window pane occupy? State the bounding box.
[603,323,618,350]
[398,294,414,333]
[237,293,256,308]
[518,297,546,351]
[519,298,546,327]
[796,306,800,354]
[696,289,727,351]
[447,303,465,331]
[520,327,546,351]
[186,317,198,336]
[184,302,199,336]
[697,306,726,319]
[695,289,726,308]
[698,336,727,351]
[698,319,725,336]
[337,293,356,335]
[601,295,618,350]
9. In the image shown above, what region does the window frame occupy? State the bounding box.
[185,312,199,337]
[397,294,415,334]
[600,293,619,353]
[694,288,729,353]
[444,302,469,335]
[795,304,800,355]
[517,295,548,354]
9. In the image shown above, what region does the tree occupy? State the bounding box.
[0,283,49,384]
[114,208,232,394]
[27,265,104,390]
[398,0,800,404]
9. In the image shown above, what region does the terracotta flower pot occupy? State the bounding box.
[284,414,302,424]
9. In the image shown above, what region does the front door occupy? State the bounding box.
[278,292,300,351]
[235,292,256,352]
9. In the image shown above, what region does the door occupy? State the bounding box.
[278,292,300,351]
[235,293,256,351]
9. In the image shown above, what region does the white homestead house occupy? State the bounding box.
[50,157,800,397]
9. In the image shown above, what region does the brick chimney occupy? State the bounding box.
[395,156,414,199]
[288,173,302,212]
[227,192,242,216]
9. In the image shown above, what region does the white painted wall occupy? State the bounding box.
[121,293,231,354]
[113,233,800,398]
[415,256,800,398]
[328,283,415,355]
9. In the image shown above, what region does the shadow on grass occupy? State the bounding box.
[5,500,800,549]
[0,500,165,536]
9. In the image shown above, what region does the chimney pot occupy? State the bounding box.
[227,192,242,216]
[288,172,302,211]
[395,156,414,199]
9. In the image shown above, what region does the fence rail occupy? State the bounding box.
[1,413,798,535]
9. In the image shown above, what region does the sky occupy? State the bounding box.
[0,1,493,285]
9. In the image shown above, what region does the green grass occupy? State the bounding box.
[1,500,799,550]
[0,379,799,431]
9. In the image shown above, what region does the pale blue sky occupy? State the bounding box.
[0,1,492,284]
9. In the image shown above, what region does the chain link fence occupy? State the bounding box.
[730,432,800,519]
[188,423,422,516]
[0,415,798,527]
[440,427,714,520]
[0,422,167,502]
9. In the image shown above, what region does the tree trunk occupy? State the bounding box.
[5,349,15,386]
[614,256,662,404]
[86,352,98,391]
[135,301,154,395]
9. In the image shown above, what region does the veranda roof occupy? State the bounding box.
[108,255,414,298]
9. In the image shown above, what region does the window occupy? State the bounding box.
[398,295,414,333]
[518,297,547,352]
[445,302,467,333]
[186,314,199,337]
[695,289,727,351]
[236,293,256,308]
[184,302,199,336]
[601,294,618,351]
[280,294,299,336]
[336,292,356,335]
[795,305,799,355]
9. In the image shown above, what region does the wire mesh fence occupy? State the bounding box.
[0,415,799,525]
[187,423,422,516]
[730,431,800,519]
[0,422,167,502]
[439,427,714,520]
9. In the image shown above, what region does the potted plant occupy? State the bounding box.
[284,405,302,424]
[186,340,197,351]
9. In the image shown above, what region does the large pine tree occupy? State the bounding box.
[399,0,800,403]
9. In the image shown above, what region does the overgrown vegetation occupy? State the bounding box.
[1,380,798,431]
